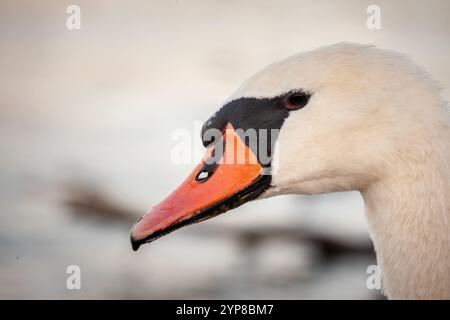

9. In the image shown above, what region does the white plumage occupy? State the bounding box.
[232,43,450,299]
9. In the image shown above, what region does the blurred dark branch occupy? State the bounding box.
[62,181,374,257]
[193,225,374,258]
[63,182,137,223]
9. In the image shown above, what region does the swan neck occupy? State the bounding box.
[362,151,450,299]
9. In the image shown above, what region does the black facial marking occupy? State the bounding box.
[201,91,311,169]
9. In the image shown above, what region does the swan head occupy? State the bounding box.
[131,42,445,250]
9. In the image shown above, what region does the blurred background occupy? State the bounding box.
[1,0,449,299]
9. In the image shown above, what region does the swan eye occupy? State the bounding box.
[283,91,310,110]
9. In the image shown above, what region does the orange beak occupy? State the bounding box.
[130,123,271,250]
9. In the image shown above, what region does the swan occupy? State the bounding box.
[130,43,450,299]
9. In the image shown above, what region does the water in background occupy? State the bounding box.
[0,0,449,299]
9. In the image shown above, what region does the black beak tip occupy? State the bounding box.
[130,235,141,252]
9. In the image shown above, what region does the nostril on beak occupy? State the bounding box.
[195,161,219,183]
[196,170,210,181]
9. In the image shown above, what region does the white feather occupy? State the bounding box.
[230,43,450,299]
